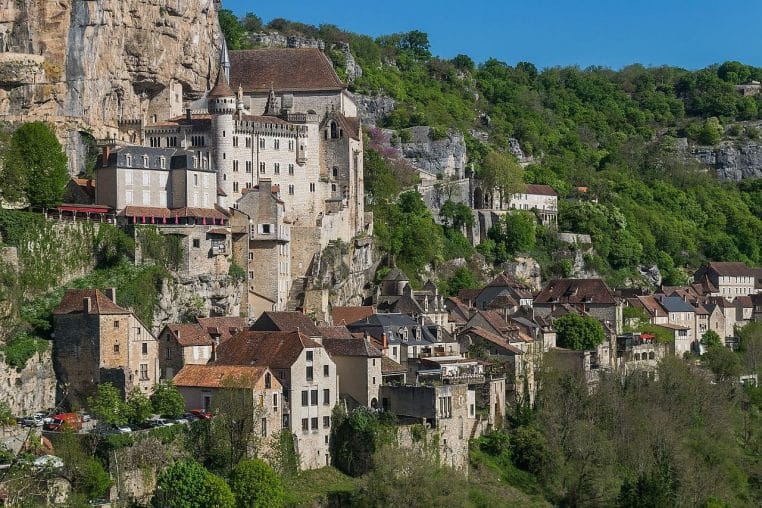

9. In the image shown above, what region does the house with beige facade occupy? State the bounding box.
[694,262,761,298]
[214,330,338,469]
[173,364,282,441]
[52,288,159,406]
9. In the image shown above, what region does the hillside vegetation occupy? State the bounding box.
[222,12,762,287]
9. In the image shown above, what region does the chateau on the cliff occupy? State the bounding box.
[95,43,368,317]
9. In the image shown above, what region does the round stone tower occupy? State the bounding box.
[208,72,236,208]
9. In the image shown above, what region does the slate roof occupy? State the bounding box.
[53,289,128,315]
[230,48,345,93]
[173,364,270,389]
[215,331,321,371]
[534,278,617,305]
[346,313,436,344]
[165,324,213,347]
[659,296,696,313]
[457,289,481,303]
[251,311,322,337]
[383,267,410,282]
[332,306,376,326]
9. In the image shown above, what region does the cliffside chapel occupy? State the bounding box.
[132,43,367,315]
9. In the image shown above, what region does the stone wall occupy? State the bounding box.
[0,349,55,415]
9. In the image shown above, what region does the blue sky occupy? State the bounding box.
[223,0,762,70]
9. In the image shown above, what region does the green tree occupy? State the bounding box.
[87,382,127,426]
[444,266,479,297]
[701,330,723,350]
[502,211,537,254]
[509,425,555,476]
[229,459,285,508]
[57,431,112,500]
[3,122,68,207]
[125,388,153,425]
[738,321,762,375]
[241,12,263,32]
[554,313,606,350]
[218,9,246,50]
[152,460,234,508]
[702,346,743,382]
[479,150,525,208]
[698,117,723,145]
[439,199,474,229]
[150,382,185,418]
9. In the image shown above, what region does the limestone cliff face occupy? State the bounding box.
[0,0,221,174]
[0,350,56,415]
[690,141,762,181]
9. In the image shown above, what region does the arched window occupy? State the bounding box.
[330,121,338,139]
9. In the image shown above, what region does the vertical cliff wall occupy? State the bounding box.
[0,0,221,174]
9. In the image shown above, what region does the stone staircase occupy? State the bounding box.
[286,277,307,311]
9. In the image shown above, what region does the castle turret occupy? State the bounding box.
[208,70,236,208]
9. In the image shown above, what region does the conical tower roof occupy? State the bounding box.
[209,70,234,98]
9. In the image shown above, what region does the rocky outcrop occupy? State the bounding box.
[248,31,324,50]
[356,93,396,126]
[689,141,762,181]
[500,257,542,291]
[401,126,467,179]
[154,274,243,335]
[0,0,221,174]
[0,349,56,415]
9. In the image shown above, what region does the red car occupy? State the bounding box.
[44,413,82,432]
[190,409,213,420]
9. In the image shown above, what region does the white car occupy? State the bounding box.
[33,455,63,469]
[116,425,132,434]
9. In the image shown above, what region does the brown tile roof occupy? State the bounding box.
[230,48,345,93]
[332,306,376,326]
[172,364,271,389]
[240,115,291,126]
[317,325,355,340]
[457,288,481,303]
[333,114,360,140]
[215,330,321,371]
[120,206,228,220]
[165,324,212,347]
[209,72,234,98]
[736,296,753,308]
[525,184,558,196]
[322,336,383,358]
[53,289,128,315]
[445,297,472,324]
[710,262,757,277]
[486,293,519,309]
[631,295,667,318]
[535,278,617,305]
[381,356,406,374]
[197,317,248,343]
[460,326,524,355]
[252,311,321,337]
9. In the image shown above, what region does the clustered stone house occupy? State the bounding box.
[52,289,159,407]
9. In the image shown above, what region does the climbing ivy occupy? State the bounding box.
[135,226,183,271]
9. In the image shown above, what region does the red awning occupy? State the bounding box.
[57,204,111,213]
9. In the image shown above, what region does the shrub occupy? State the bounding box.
[228,262,246,282]
[152,460,234,508]
[229,459,285,508]
[150,382,185,418]
[554,313,606,350]
[1,332,48,369]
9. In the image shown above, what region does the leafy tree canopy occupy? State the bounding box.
[150,382,185,418]
[229,459,285,508]
[554,313,606,350]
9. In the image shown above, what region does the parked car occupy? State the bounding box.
[44,413,83,432]
[19,416,41,427]
[115,425,132,434]
[190,409,213,420]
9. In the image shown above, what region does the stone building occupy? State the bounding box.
[52,288,159,406]
[319,325,383,409]
[142,46,367,288]
[694,262,762,298]
[215,330,338,469]
[172,364,283,441]
[230,180,292,317]
[534,278,622,333]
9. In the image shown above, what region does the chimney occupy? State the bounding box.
[382,332,387,351]
[104,287,117,304]
[83,297,92,314]
[101,146,110,167]
[186,107,192,121]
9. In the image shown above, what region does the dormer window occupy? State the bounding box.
[142,155,149,168]
[126,154,132,167]
[159,157,166,169]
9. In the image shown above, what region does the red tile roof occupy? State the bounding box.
[525,184,558,196]
[197,317,248,343]
[332,306,376,326]
[535,278,617,305]
[252,311,322,337]
[165,324,212,347]
[230,48,345,93]
[703,262,757,277]
[173,364,273,389]
[215,330,321,371]
[53,289,128,315]
[460,326,524,355]
[209,72,234,98]
[120,206,228,220]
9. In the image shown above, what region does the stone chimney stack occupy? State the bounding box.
[101,145,110,167]
[83,297,91,314]
[104,287,117,304]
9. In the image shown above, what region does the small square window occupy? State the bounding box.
[192,239,201,248]
[113,344,120,354]
[114,320,120,328]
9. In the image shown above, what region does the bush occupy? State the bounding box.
[229,459,285,508]
[1,332,48,369]
[509,426,554,477]
[153,460,234,508]
[228,262,246,282]
[150,382,185,418]
[554,313,606,350]
[478,431,510,457]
